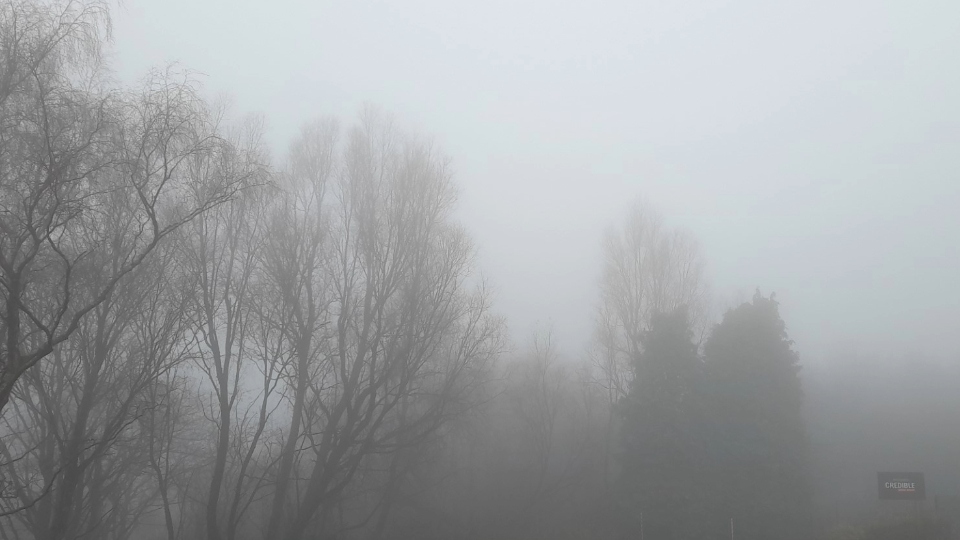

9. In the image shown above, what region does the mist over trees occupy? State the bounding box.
[0,2,956,540]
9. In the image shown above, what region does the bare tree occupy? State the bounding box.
[589,200,709,497]
[0,0,241,419]
[0,235,192,540]
[179,118,270,540]
[271,108,504,540]
[261,118,339,537]
[592,200,707,394]
[142,365,194,540]
[510,328,566,514]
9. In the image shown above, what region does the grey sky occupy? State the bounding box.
[111,0,960,363]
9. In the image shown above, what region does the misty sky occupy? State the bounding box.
[109,0,960,364]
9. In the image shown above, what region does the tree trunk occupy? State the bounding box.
[206,377,230,540]
[266,334,311,537]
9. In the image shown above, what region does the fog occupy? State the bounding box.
[111,0,960,362]
[2,1,959,539]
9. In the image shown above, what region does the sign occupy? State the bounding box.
[878,472,925,500]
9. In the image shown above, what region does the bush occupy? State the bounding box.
[862,517,950,540]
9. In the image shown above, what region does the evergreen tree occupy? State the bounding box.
[618,307,710,540]
[703,291,812,540]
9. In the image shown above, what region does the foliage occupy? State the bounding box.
[701,290,812,540]
[617,307,709,540]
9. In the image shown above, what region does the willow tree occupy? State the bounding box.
[0,0,240,418]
